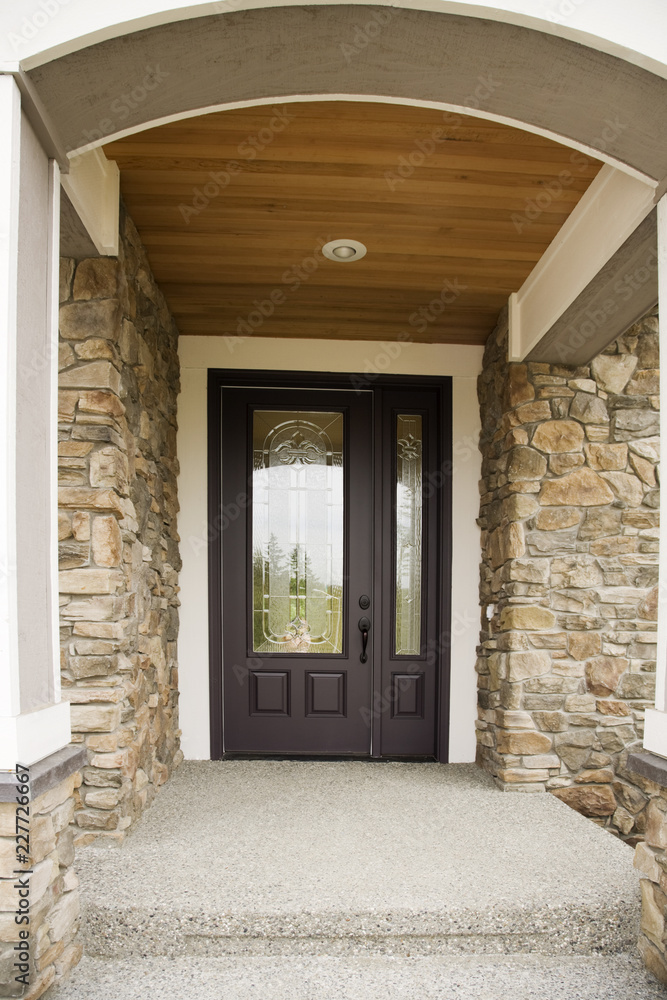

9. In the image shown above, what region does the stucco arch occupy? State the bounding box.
[26,5,667,184]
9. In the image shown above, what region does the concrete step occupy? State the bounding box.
[46,954,666,1000]
[73,761,642,959]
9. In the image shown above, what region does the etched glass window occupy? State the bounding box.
[252,411,344,654]
[395,415,423,656]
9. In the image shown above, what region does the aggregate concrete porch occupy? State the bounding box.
[48,761,664,998]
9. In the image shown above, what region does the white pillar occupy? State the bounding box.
[0,74,70,768]
[644,193,667,757]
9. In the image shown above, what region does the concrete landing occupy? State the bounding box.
[71,761,641,958]
[48,953,667,1000]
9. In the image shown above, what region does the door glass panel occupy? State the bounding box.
[395,414,423,656]
[252,411,344,654]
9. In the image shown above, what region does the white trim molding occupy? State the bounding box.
[60,148,120,256]
[0,701,71,769]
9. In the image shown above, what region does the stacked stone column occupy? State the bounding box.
[477,310,659,841]
[58,210,182,845]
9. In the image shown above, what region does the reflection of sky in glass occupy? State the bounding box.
[252,412,344,654]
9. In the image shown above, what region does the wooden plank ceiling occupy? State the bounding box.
[105,101,602,344]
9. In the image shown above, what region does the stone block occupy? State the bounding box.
[533,711,569,732]
[627,369,659,395]
[569,392,609,425]
[496,710,534,729]
[89,448,130,495]
[506,558,549,584]
[68,655,117,679]
[59,360,121,394]
[591,354,638,393]
[635,842,662,881]
[600,471,644,506]
[584,442,628,471]
[550,557,602,589]
[638,934,667,985]
[522,754,560,769]
[613,409,660,440]
[70,703,122,733]
[629,437,660,463]
[585,656,628,697]
[92,516,123,567]
[513,401,552,424]
[59,568,123,595]
[564,694,597,712]
[73,258,119,300]
[504,365,534,408]
[507,650,551,682]
[540,469,614,506]
[614,780,648,814]
[596,698,631,716]
[535,508,580,531]
[646,798,667,850]
[59,299,120,341]
[568,632,601,660]
[589,536,636,557]
[496,731,552,755]
[506,446,547,481]
[47,891,80,944]
[640,879,667,949]
[553,784,616,816]
[532,420,584,454]
[78,390,126,418]
[502,495,538,521]
[498,605,555,630]
[59,487,123,516]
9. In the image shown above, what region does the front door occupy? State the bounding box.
[212,376,449,758]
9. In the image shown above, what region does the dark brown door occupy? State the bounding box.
[216,380,447,757]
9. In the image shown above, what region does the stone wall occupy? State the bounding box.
[476,309,659,841]
[0,772,82,999]
[631,770,667,984]
[58,207,182,846]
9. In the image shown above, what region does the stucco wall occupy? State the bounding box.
[477,308,659,842]
[58,207,182,845]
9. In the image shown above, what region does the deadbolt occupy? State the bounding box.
[359,595,370,610]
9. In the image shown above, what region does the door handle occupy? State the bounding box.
[358,617,371,663]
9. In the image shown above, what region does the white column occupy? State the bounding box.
[0,73,70,768]
[644,193,667,757]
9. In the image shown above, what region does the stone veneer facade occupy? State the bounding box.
[0,771,83,999]
[476,309,659,842]
[58,207,183,846]
[631,770,667,985]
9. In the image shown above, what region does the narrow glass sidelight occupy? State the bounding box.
[395,414,423,656]
[252,410,344,654]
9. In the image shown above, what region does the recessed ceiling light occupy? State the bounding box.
[322,239,367,262]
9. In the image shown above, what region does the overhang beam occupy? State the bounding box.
[508,165,658,364]
[60,148,120,257]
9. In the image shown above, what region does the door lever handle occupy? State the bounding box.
[358,617,371,663]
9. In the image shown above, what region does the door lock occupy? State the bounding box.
[359,595,370,610]
[358,616,371,663]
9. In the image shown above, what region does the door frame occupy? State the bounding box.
[207,369,453,762]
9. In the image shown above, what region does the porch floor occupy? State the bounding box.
[47,761,664,998]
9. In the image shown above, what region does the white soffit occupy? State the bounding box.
[508,165,657,362]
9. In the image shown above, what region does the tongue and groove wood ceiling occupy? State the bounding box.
[105,101,602,344]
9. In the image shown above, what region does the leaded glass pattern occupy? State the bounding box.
[395,414,423,656]
[252,410,344,654]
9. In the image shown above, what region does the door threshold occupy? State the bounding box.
[221,752,438,762]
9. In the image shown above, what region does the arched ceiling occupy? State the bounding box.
[105,100,602,344]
